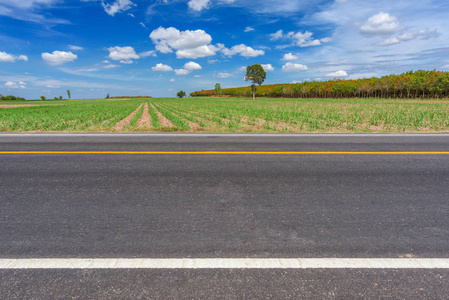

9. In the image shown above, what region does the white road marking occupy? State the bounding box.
[1,258,449,269]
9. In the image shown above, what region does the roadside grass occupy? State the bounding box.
[1,97,449,132]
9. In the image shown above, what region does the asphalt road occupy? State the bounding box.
[1,134,449,299]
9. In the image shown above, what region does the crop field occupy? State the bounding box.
[1,97,449,132]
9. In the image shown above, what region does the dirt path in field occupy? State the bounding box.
[0,105,43,108]
[113,103,144,130]
[137,102,152,128]
[150,103,174,128]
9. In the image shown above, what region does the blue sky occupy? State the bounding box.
[1,0,449,99]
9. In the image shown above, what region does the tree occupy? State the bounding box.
[106,93,110,99]
[40,96,46,101]
[245,64,266,100]
[215,83,222,96]
[177,90,186,98]
[59,96,63,100]
[67,89,71,100]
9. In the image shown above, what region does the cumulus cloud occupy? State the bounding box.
[326,70,348,77]
[222,44,265,57]
[4,81,26,89]
[217,72,231,78]
[140,50,157,57]
[261,64,274,71]
[108,46,139,63]
[177,45,222,59]
[0,51,28,62]
[69,45,83,51]
[184,61,202,71]
[42,51,77,65]
[244,27,255,32]
[270,30,330,47]
[188,0,210,11]
[102,0,135,16]
[377,29,440,46]
[282,62,308,72]
[169,78,175,82]
[175,69,190,76]
[282,53,298,61]
[359,12,400,36]
[150,27,221,59]
[152,63,173,72]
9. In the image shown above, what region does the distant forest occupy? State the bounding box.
[190,70,449,99]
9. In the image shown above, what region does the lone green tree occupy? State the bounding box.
[67,89,71,100]
[215,83,222,96]
[40,96,46,101]
[177,90,186,98]
[245,64,266,100]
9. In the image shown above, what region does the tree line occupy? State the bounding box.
[190,70,449,99]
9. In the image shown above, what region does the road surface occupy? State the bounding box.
[1,134,448,298]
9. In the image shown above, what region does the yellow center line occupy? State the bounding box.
[0,151,448,155]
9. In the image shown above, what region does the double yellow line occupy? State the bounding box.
[0,151,448,155]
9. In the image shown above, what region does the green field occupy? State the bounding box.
[1,97,449,132]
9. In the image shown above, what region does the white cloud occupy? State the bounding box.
[270,30,284,41]
[217,72,231,78]
[244,27,255,32]
[222,44,265,57]
[152,63,173,72]
[238,66,247,72]
[261,64,274,71]
[140,50,157,58]
[150,27,220,59]
[194,75,202,78]
[184,61,202,71]
[169,78,175,82]
[377,29,440,46]
[282,53,298,61]
[359,12,400,36]
[0,51,28,62]
[42,51,77,65]
[282,62,308,72]
[175,69,190,76]
[0,0,68,24]
[4,81,26,89]
[102,60,110,63]
[326,70,348,77]
[176,45,222,59]
[69,45,83,51]
[188,0,210,11]
[108,46,139,63]
[270,30,330,47]
[102,0,135,16]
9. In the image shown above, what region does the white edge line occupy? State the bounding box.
[1,258,449,269]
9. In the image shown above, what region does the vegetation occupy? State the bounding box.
[1,95,26,101]
[177,90,186,98]
[245,64,267,100]
[215,83,222,96]
[67,90,71,100]
[191,70,449,99]
[40,96,46,101]
[1,97,449,133]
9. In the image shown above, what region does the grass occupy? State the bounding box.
[1,97,449,132]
